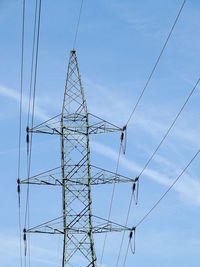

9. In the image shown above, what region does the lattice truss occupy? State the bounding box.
[20,50,136,267]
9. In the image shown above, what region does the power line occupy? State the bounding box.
[117,76,200,265]
[22,1,83,265]
[115,3,187,261]
[126,0,186,127]
[123,148,200,266]
[138,77,200,178]
[73,0,84,49]
[27,0,38,128]
[25,0,42,228]
[123,228,136,267]
[136,149,200,228]
[18,198,23,267]
[100,140,123,267]
[25,3,38,265]
[24,1,42,266]
[17,0,26,266]
[18,0,25,183]
[116,185,135,267]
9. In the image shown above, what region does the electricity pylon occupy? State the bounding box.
[20,50,136,267]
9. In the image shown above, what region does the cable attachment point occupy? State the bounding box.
[134,176,140,205]
[17,178,20,193]
[26,126,29,156]
[17,178,21,207]
[23,228,27,256]
[132,182,136,193]
[129,227,136,255]
[121,125,127,155]
[131,182,136,203]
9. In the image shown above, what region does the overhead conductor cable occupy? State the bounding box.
[125,0,186,127]
[17,0,26,267]
[116,0,187,265]
[24,1,42,267]
[27,0,38,134]
[120,76,200,265]
[100,139,123,267]
[25,1,39,267]
[122,148,200,266]
[73,0,84,50]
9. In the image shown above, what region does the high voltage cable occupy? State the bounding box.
[24,1,42,266]
[136,149,200,228]
[17,0,26,267]
[73,0,84,49]
[100,141,123,267]
[138,77,200,178]
[116,186,135,267]
[18,204,23,267]
[25,0,42,228]
[27,0,38,128]
[123,148,200,266]
[101,0,187,263]
[123,230,135,267]
[116,76,200,266]
[115,1,187,264]
[25,1,39,266]
[125,0,186,127]
[23,0,82,265]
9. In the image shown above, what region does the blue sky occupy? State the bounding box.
[0,0,200,266]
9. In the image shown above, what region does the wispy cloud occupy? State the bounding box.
[0,233,108,267]
[84,78,131,125]
[0,234,61,266]
[85,77,200,149]
[1,82,200,205]
[2,80,200,152]
[137,228,200,257]
[91,140,200,206]
[0,85,49,121]
[106,1,165,40]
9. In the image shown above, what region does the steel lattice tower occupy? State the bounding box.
[61,50,96,266]
[21,50,136,267]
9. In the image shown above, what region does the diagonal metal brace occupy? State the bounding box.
[26,214,132,235]
[20,164,136,186]
[28,112,123,136]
